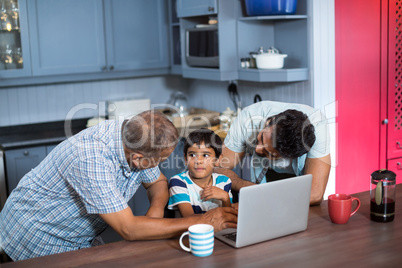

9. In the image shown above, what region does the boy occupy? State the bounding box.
[168,129,233,217]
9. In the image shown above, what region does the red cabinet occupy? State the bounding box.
[387,0,402,164]
[335,0,385,194]
[336,0,402,194]
[387,158,402,184]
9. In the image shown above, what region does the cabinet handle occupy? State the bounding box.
[23,151,29,156]
[109,65,114,71]
[208,6,214,12]
[397,142,402,149]
[101,66,107,71]
[397,162,402,170]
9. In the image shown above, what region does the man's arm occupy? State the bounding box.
[213,167,254,192]
[99,206,238,241]
[304,154,331,205]
[216,146,254,192]
[143,173,169,218]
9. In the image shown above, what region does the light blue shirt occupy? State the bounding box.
[0,120,160,260]
[225,101,330,183]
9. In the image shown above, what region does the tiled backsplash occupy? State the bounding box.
[0,76,312,127]
[0,76,189,127]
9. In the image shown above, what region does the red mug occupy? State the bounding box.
[328,194,361,224]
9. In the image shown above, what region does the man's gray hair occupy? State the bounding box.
[122,110,178,157]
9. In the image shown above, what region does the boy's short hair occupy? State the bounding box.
[183,128,223,158]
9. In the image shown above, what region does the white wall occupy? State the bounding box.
[311,0,336,199]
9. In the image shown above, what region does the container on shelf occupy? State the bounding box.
[244,0,298,16]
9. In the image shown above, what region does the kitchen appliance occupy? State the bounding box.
[370,170,396,222]
[107,98,150,120]
[252,47,287,69]
[186,26,219,68]
[244,0,298,16]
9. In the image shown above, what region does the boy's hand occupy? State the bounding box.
[201,186,230,206]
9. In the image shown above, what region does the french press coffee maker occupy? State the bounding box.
[370,170,396,222]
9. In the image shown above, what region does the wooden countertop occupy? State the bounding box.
[4,185,402,267]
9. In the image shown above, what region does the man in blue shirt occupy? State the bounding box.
[0,110,237,261]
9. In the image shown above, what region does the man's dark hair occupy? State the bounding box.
[266,109,316,159]
[122,110,179,157]
[183,128,222,158]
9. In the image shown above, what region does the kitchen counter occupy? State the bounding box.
[4,184,402,267]
[0,119,89,150]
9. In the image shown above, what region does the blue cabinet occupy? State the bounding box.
[4,144,56,194]
[174,0,309,82]
[179,0,238,81]
[104,0,169,72]
[26,0,168,76]
[159,137,186,180]
[5,146,46,194]
[27,0,106,76]
[168,0,182,75]
[176,0,217,18]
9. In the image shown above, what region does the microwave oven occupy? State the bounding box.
[185,26,219,68]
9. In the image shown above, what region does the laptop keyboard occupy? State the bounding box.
[223,231,237,242]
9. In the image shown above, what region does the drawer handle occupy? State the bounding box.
[208,6,214,12]
[397,142,402,149]
[23,150,29,156]
[397,162,402,170]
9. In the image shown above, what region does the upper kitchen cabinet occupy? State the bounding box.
[236,0,309,82]
[178,0,238,81]
[103,0,169,72]
[27,0,169,76]
[27,0,105,76]
[175,0,309,82]
[0,0,32,78]
[176,0,217,18]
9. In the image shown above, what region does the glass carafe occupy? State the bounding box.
[370,170,396,222]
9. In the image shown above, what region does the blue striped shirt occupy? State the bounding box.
[0,120,160,260]
[168,171,232,214]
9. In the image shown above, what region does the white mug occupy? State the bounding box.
[179,224,214,257]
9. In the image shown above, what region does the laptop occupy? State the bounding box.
[215,174,312,248]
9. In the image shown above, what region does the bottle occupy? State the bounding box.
[370,170,396,222]
[220,107,234,132]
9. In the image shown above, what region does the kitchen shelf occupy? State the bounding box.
[238,68,308,82]
[0,29,20,33]
[168,0,182,75]
[239,15,308,21]
[182,67,238,81]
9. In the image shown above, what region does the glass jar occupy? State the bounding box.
[370,170,396,222]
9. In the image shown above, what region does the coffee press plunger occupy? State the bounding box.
[370,170,396,222]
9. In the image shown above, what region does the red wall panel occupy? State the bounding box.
[335,0,383,194]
